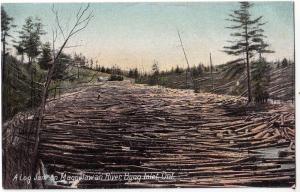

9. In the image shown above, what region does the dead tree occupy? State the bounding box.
[30,4,93,188]
[209,53,214,90]
[177,30,191,89]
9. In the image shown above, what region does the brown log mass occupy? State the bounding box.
[3,81,295,188]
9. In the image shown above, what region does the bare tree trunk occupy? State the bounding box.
[177,30,190,89]
[77,65,79,79]
[21,53,24,64]
[2,35,8,186]
[30,4,93,188]
[2,35,7,184]
[30,68,34,108]
[31,59,56,188]
[2,36,6,77]
[245,23,252,103]
[210,53,214,91]
[31,39,68,187]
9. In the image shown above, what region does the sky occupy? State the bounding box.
[3,2,294,71]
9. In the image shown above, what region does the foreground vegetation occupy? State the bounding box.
[2,53,104,120]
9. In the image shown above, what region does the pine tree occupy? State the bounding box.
[52,52,70,80]
[13,43,25,64]
[38,42,52,70]
[90,58,93,69]
[282,58,288,68]
[151,60,159,85]
[1,6,15,69]
[152,60,159,75]
[224,2,272,102]
[1,6,15,122]
[16,17,45,64]
[175,65,181,74]
[133,68,139,79]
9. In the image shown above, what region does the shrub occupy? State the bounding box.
[108,74,124,81]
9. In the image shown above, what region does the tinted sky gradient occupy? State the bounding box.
[3,2,294,71]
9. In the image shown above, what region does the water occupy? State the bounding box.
[255,147,295,169]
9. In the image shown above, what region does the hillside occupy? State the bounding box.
[2,56,107,121]
[138,62,294,102]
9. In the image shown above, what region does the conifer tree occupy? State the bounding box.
[1,6,15,69]
[38,42,52,70]
[224,2,272,102]
[16,17,45,64]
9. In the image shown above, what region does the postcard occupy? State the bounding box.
[1,1,295,189]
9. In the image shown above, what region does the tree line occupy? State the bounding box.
[1,5,94,120]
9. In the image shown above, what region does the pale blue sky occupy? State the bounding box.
[3,2,294,71]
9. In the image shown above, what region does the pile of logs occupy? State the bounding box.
[38,81,295,188]
[268,66,294,101]
[3,81,295,188]
[172,64,294,102]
